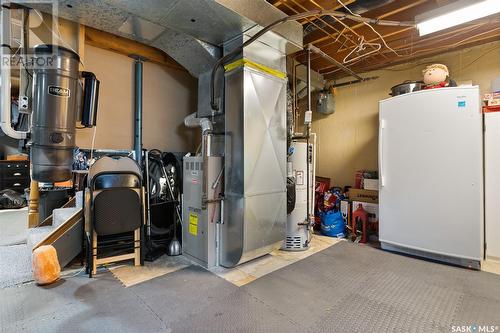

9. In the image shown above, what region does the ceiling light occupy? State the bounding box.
[416,0,500,36]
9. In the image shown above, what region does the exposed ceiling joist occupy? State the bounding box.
[268,0,500,79]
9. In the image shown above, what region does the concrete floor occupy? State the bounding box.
[1,241,500,333]
[0,208,28,246]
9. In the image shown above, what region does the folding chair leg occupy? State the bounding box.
[140,224,145,266]
[134,228,141,266]
[92,230,98,275]
[85,233,90,275]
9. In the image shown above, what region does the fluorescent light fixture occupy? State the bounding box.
[416,0,500,36]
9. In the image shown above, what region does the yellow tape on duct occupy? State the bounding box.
[224,58,287,80]
[189,213,198,236]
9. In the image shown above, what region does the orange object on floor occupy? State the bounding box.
[351,203,368,243]
[32,245,61,285]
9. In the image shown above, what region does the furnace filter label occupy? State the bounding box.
[189,213,198,236]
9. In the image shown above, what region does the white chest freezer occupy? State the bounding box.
[378,86,483,269]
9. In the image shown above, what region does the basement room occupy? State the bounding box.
[0,0,499,332]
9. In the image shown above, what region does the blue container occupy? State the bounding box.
[320,210,345,238]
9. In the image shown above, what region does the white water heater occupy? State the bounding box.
[284,139,315,251]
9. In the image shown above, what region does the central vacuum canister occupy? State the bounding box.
[31,45,80,182]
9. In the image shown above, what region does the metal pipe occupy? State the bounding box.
[292,61,295,125]
[201,132,212,209]
[133,58,143,165]
[184,112,213,133]
[0,4,28,139]
[308,44,362,81]
[329,76,379,88]
[305,47,311,227]
[145,150,151,236]
[307,48,311,113]
[183,112,213,210]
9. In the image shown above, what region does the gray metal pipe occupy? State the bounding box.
[305,47,311,228]
[330,76,379,88]
[308,44,363,81]
[183,112,214,209]
[133,58,143,164]
[184,112,213,133]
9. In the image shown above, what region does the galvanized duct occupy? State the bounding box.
[26,0,302,78]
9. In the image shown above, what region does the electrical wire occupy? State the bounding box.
[90,125,97,161]
[459,44,500,71]
[380,44,500,72]
[325,26,499,78]
[32,9,85,68]
[388,23,485,54]
[337,0,404,57]
[8,37,32,96]
[60,266,86,278]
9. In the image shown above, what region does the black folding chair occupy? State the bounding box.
[84,156,145,277]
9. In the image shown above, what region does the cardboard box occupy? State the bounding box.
[352,201,379,224]
[484,92,500,100]
[488,99,500,106]
[363,179,379,190]
[348,188,378,203]
[355,170,378,189]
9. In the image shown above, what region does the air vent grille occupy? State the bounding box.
[285,236,304,249]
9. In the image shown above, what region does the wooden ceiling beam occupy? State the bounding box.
[84,26,186,73]
[304,0,430,45]
[309,16,498,67]
[322,31,500,80]
[293,0,361,44]
[270,0,499,80]
[312,23,495,72]
[304,22,497,74]
[326,35,500,80]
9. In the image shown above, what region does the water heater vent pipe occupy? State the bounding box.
[184,112,213,134]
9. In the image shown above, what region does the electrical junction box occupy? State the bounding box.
[18,96,29,112]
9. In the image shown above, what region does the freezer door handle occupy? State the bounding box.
[379,119,385,187]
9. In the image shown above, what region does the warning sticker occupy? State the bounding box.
[189,213,198,236]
